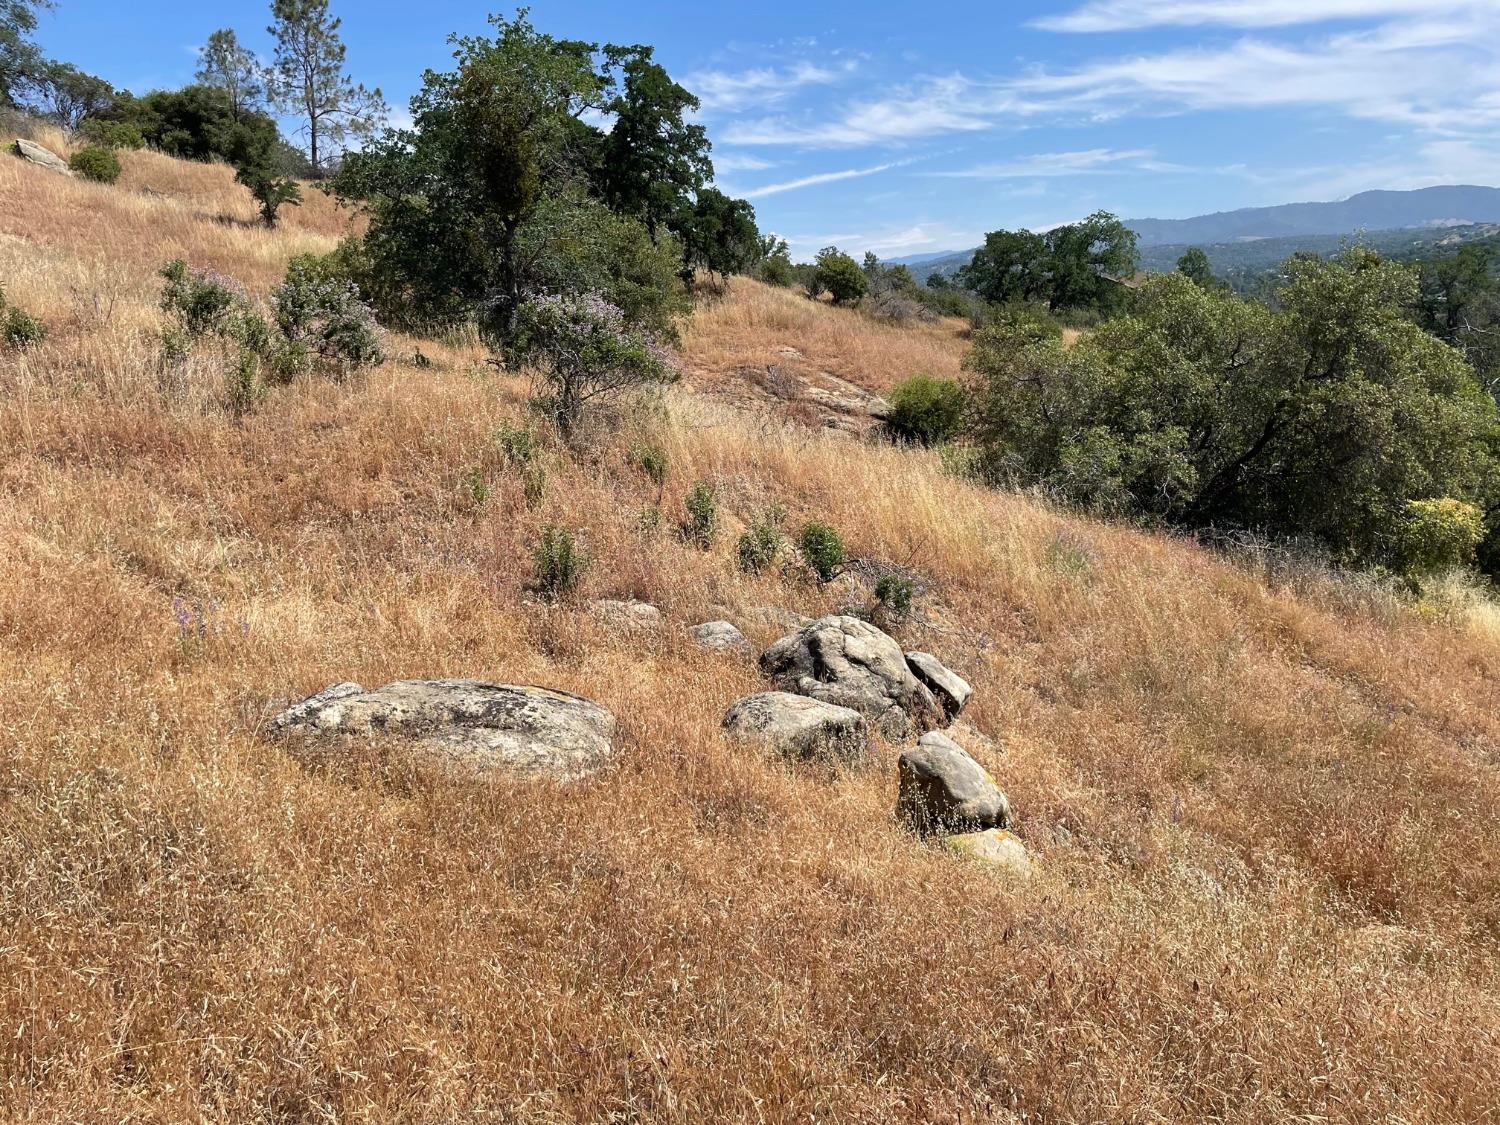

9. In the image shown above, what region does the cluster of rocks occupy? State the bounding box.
[718,613,1031,878]
[269,606,1028,876]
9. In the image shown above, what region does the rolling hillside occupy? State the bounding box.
[897,184,1500,284]
[3,136,1500,1120]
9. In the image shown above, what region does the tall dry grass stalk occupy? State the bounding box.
[0,147,1498,1120]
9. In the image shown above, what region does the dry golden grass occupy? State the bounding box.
[2,148,1500,1121]
[683,277,969,394]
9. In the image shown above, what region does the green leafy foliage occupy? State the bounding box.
[736,505,786,573]
[887,376,967,446]
[873,574,914,617]
[159,259,243,338]
[959,211,1138,316]
[268,0,386,174]
[681,480,718,548]
[0,284,46,348]
[629,442,667,487]
[809,247,866,305]
[797,521,848,584]
[966,252,1500,572]
[25,60,115,129]
[532,525,590,599]
[78,118,144,149]
[67,145,120,183]
[677,188,761,286]
[1398,498,1486,577]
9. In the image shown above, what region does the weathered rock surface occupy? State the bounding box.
[11,138,71,175]
[272,679,617,781]
[945,829,1033,879]
[760,615,942,738]
[905,651,972,724]
[591,599,663,631]
[896,731,1010,834]
[722,691,868,761]
[690,620,753,656]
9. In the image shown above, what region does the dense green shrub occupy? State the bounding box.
[809,247,866,305]
[68,145,120,183]
[874,574,914,617]
[1398,498,1486,576]
[797,521,848,583]
[887,376,967,446]
[682,480,718,547]
[533,525,590,599]
[79,119,144,149]
[966,254,1500,572]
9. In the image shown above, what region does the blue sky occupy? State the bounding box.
[32,0,1500,258]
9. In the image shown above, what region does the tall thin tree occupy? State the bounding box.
[196,29,267,121]
[267,0,385,174]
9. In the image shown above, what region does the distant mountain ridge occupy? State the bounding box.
[890,185,1500,282]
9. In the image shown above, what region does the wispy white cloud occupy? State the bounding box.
[712,152,776,173]
[930,147,1155,178]
[781,221,977,259]
[684,61,854,113]
[1037,0,1462,32]
[737,159,915,199]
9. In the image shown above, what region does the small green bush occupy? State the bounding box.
[462,467,491,506]
[737,505,786,573]
[797,521,848,583]
[79,119,144,150]
[887,376,967,446]
[874,574,914,616]
[810,247,867,305]
[533,525,590,599]
[682,480,719,548]
[630,442,668,487]
[68,146,121,183]
[1398,498,1486,576]
[159,259,243,338]
[1,287,48,349]
[496,423,542,466]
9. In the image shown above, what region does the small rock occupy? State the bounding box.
[690,620,753,656]
[722,691,868,762]
[272,679,617,782]
[905,651,973,724]
[760,615,942,739]
[11,138,71,175]
[591,599,663,631]
[896,731,1010,834]
[945,829,1033,879]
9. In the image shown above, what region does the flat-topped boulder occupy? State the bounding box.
[271,679,617,782]
[905,651,972,724]
[896,731,1010,835]
[722,691,868,762]
[760,615,942,739]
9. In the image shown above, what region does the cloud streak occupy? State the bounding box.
[738,159,913,199]
[1037,0,1463,32]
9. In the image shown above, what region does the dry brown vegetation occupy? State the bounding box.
[2,145,1500,1122]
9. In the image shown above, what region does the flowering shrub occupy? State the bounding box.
[271,255,385,375]
[514,291,678,437]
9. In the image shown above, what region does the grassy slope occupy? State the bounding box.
[2,142,1500,1121]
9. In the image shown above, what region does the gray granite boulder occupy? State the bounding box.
[896,730,1010,834]
[905,651,972,724]
[760,615,942,739]
[11,138,71,175]
[722,691,868,762]
[690,620,753,656]
[272,679,617,782]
